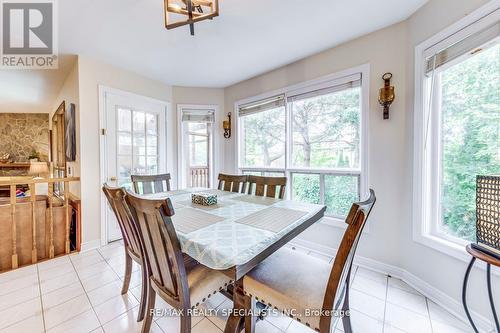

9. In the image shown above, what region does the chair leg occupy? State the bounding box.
[180,311,192,333]
[244,294,256,333]
[137,263,148,322]
[141,283,156,333]
[121,253,133,294]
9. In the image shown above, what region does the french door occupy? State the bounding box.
[101,89,167,242]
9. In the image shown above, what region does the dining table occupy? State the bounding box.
[145,187,327,333]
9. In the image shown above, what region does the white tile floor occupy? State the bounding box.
[0,241,474,333]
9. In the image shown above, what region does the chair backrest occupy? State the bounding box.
[217,174,248,193]
[320,189,376,332]
[131,173,171,194]
[102,184,142,259]
[247,175,287,199]
[125,190,190,307]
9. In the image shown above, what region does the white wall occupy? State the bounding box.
[403,0,499,327]
[222,0,499,328]
[77,56,173,248]
[224,21,408,268]
[52,59,81,196]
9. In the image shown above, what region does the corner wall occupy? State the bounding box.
[77,56,173,248]
[222,0,499,327]
[52,58,81,196]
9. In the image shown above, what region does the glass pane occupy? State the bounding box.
[133,156,147,174]
[292,173,320,204]
[133,111,145,133]
[290,87,361,169]
[324,175,359,217]
[439,43,500,242]
[117,132,132,155]
[118,179,133,191]
[241,105,285,168]
[117,108,131,131]
[188,122,208,135]
[146,113,157,135]
[147,156,158,174]
[133,135,146,155]
[189,134,208,166]
[117,156,132,178]
[147,135,158,156]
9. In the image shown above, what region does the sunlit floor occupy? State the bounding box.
[0,241,473,333]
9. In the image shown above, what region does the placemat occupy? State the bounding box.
[231,195,281,206]
[234,207,308,233]
[146,189,189,199]
[172,208,225,234]
[177,199,234,210]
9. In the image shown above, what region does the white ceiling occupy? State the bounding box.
[59,0,428,88]
[0,0,428,113]
[0,56,76,113]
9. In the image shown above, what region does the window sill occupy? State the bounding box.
[414,232,500,277]
[320,216,347,228]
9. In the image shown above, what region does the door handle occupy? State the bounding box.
[109,177,117,181]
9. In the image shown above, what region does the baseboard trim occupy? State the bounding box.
[290,238,494,333]
[80,239,101,253]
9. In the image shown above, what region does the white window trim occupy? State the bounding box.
[234,64,370,229]
[412,2,500,262]
[177,104,220,189]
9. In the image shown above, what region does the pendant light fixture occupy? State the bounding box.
[164,0,219,36]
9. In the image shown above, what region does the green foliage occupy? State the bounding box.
[292,174,320,204]
[324,175,358,216]
[440,44,500,241]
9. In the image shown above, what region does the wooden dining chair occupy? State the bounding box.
[125,191,233,333]
[241,189,376,333]
[131,173,171,194]
[247,175,287,199]
[217,173,248,193]
[102,184,148,322]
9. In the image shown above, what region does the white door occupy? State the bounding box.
[102,90,167,242]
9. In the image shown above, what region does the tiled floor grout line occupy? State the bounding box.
[36,264,48,333]
[381,276,389,333]
[425,298,434,333]
[0,245,471,333]
[68,252,106,332]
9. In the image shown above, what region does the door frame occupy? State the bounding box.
[177,104,219,189]
[98,85,171,246]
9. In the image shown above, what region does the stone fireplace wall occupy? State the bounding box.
[0,113,50,163]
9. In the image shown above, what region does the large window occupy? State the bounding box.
[415,12,500,251]
[238,71,367,219]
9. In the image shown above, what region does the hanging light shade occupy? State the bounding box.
[164,0,219,36]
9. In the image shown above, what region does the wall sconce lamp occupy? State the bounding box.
[223,112,231,139]
[378,72,395,120]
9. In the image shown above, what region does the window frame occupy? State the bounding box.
[235,64,370,228]
[413,4,500,262]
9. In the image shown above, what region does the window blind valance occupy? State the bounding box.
[181,109,215,122]
[425,21,500,75]
[287,75,361,103]
[238,95,285,117]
